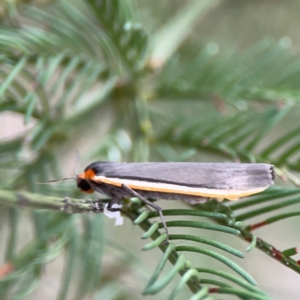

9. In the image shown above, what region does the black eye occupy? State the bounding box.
[77,179,92,192]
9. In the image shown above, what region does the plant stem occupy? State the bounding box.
[238,228,300,274]
[0,190,97,214]
[0,189,202,295]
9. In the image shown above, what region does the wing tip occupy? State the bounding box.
[269,165,275,182]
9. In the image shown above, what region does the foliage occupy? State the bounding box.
[0,0,300,299]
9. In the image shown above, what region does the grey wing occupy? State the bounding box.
[90,178,208,204]
[101,162,274,190]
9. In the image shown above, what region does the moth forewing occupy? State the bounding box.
[78,162,274,202]
[76,162,275,241]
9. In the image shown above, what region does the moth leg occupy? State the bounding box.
[107,200,121,212]
[107,198,123,212]
[106,196,130,219]
[121,184,169,242]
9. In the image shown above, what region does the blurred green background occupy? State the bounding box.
[0,0,300,299]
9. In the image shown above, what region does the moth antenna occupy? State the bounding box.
[37,178,76,184]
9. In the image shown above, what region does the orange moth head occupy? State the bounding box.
[77,168,95,194]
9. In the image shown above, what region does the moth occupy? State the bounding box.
[77,162,275,235]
